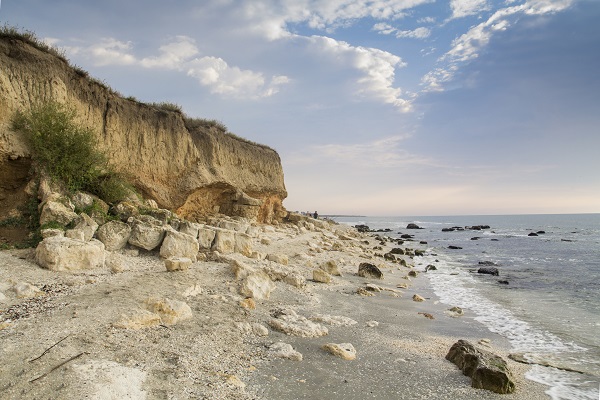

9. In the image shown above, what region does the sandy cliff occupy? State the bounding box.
[0,36,287,223]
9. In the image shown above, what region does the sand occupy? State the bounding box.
[0,219,550,399]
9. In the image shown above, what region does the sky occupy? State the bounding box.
[1,0,599,216]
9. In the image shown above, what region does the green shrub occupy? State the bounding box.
[11,101,133,204]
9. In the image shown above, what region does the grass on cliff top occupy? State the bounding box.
[0,24,68,64]
[11,101,133,203]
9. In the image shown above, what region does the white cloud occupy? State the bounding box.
[306,35,412,111]
[417,16,436,23]
[450,0,489,19]
[395,27,431,39]
[67,38,137,66]
[421,0,575,92]
[372,22,396,35]
[140,36,199,69]
[186,56,288,99]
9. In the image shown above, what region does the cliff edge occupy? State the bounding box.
[0,35,287,223]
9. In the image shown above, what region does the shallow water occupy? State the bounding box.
[333,214,600,400]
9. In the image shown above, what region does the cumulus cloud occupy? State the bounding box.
[449,0,489,20]
[395,27,431,39]
[306,35,412,111]
[186,57,288,99]
[61,36,287,100]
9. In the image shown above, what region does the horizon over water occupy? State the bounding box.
[332,213,600,400]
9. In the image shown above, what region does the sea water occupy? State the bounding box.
[333,214,600,400]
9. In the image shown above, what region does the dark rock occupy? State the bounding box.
[400,234,413,239]
[528,232,538,237]
[406,223,421,229]
[478,267,499,276]
[442,228,455,232]
[491,239,499,242]
[478,261,498,266]
[425,264,437,272]
[354,225,370,232]
[419,241,428,244]
[383,253,396,261]
[357,263,383,279]
[448,245,463,250]
[408,270,418,277]
[536,230,546,234]
[561,239,573,242]
[471,237,480,241]
[446,340,515,394]
[498,280,509,285]
[390,248,405,255]
[414,250,425,256]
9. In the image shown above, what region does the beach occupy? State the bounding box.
[0,217,550,399]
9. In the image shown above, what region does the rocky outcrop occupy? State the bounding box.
[0,36,287,223]
[446,340,515,394]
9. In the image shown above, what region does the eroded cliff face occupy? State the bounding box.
[0,37,287,223]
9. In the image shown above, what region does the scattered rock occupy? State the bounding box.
[447,306,464,317]
[211,228,236,254]
[412,294,425,302]
[356,287,375,296]
[365,283,381,292]
[128,218,165,251]
[309,314,357,327]
[446,339,515,394]
[113,310,161,330]
[239,298,256,310]
[197,226,217,250]
[239,271,276,300]
[164,257,192,272]
[424,264,437,272]
[418,312,434,319]
[365,321,379,327]
[498,280,509,285]
[528,232,538,237]
[252,323,269,336]
[408,270,418,277]
[312,269,332,284]
[448,245,463,250]
[321,260,342,276]
[478,261,498,266]
[39,200,78,226]
[477,267,499,276]
[12,282,43,298]
[160,230,199,262]
[268,309,328,337]
[267,253,289,265]
[268,342,303,361]
[145,298,193,325]
[357,263,383,279]
[96,221,131,251]
[321,343,357,360]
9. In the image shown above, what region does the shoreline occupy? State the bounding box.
[0,217,550,399]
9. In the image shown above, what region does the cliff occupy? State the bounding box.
[0,35,287,223]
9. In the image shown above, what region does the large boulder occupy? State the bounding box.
[446,340,515,394]
[234,232,253,257]
[268,309,328,337]
[211,228,235,254]
[39,200,78,226]
[128,218,165,251]
[35,236,105,271]
[65,213,98,242]
[160,230,199,262]
[97,221,132,251]
[178,221,201,238]
[197,226,217,250]
[239,271,276,300]
[357,263,383,279]
[478,267,499,276]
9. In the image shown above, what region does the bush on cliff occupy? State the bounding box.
[11,101,132,203]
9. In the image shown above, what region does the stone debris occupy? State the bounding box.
[35,236,105,271]
[269,342,303,361]
[113,309,161,330]
[366,320,379,327]
[309,314,358,327]
[269,309,328,337]
[312,269,332,283]
[160,230,199,262]
[164,257,192,272]
[145,298,192,325]
[12,282,43,298]
[357,262,383,279]
[321,343,357,360]
[412,294,425,302]
[239,271,276,300]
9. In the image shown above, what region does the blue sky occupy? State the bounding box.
[2,0,598,215]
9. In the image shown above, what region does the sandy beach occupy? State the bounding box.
[0,217,550,399]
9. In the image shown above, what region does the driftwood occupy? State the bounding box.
[29,352,88,383]
[29,334,71,363]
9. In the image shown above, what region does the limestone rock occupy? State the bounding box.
[197,226,217,250]
[446,340,515,394]
[145,298,193,325]
[164,257,192,272]
[234,232,253,257]
[240,298,256,310]
[321,260,342,276]
[268,309,328,337]
[160,230,199,262]
[322,343,357,360]
[212,228,235,254]
[239,271,275,300]
[231,259,256,280]
[366,321,379,327]
[41,228,64,239]
[252,323,269,336]
[113,310,161,330]
[312,269,332,284]
[66,213,99,242]
[35,236,105,271]
[178,221,201,238]
[97,221,132,251]
[269,342,303,361]
[283,273,306,289]
[267,253,288,265]
[12,282,43,298]
[365,283,381,292]
[113,202,140,221]
[39,200,78,226]
[412,294,425,302]
[357,262,383,279]
[128,219,165,251]
[309,314,357,327]
[106,252,127,273]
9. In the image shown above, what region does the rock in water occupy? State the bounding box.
[357,263,383,279]
[477,267,499,276]
[446,339,515,394]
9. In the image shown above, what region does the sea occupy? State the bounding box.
[331,214,600,400]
